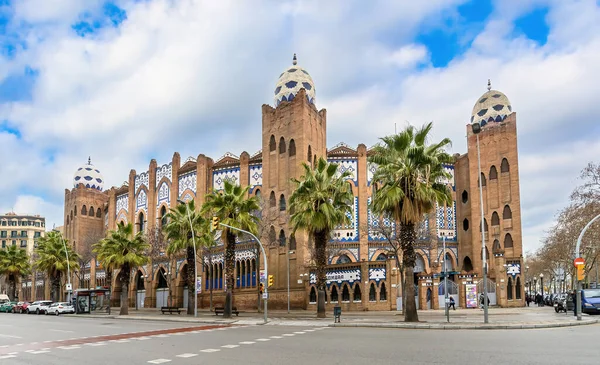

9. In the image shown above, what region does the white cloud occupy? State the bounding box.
[0,0,598,255]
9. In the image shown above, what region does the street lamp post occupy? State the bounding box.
[471,120,488,323]
[177,199,198,318]
[287,249,295,313]
[442,234,449,323]
[53,228,71,303]
[539,273,544,306]
[574,213,600,320]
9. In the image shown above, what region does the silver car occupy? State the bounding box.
[27,300,53,314]
[45,302,74,315]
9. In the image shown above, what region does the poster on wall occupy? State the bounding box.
[196,277,202,294]
[466,283,478,308]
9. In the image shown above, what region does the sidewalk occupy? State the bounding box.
[66,306,600,330]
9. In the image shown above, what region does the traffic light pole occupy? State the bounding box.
[574,213,600,321]
[219,223,268,324]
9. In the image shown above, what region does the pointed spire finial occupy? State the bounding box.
[487,79,492,91]
[88,156,91,165]
[292,53,297,66]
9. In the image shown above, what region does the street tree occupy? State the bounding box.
[369,122,453,322]
[288,157,353,318]
[34,231,80,302]
[0,245,30,301]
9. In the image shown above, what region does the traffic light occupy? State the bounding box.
[259,283,264,295]
[268,274,274,287]
[211,216,219,231]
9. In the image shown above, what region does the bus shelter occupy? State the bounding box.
[73,289,111,314]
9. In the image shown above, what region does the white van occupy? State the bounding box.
[0,294,9,304]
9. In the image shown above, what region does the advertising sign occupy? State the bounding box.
[260,270,266,284]
[196,277,202,294]
[466,284,478,308]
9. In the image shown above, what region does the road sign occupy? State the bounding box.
[262,292,269,300]
[66,283,72,291]
[574,257,585,267]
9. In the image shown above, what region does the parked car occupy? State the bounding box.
[0,301,17,313]
[581,289,600,314]
[27,300,53,314]
[0,294,9,304]
[45,302,74,316]
[14,301,30,314]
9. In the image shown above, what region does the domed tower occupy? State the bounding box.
[64,157,109,290]
[455,80,525,308]
[261,54,327,294]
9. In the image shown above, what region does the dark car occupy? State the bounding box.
[581,289,600,314]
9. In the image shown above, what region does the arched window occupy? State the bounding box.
[255,189,261,198]
[96,209,101,218]
[516,277,522,299]
[309,287,317,303]
[379,282,387,301]
[503,205,512,219]
[462,256,473,272]
[493,239,501,251]
[289,234,296,250]
[269,135,276,152]
[279,194,286,211]
[330,286,339,302]
[307,145,312,164]
[278,229,286,247]
[81,205,87,215]
[289,139,296,157]
[66,216,70,225]
[279,137,286,154]
[341,284,350,302]
[71,210,73,220]
[160,206,167,227]
[74,206,77,216]
[89,206,95,217]
[353,284,361,302]
[463,218,469,231]
[479,218,488,232]
[269,191,276,208]
[375,253,387,261]
[136,271,145,291]
[314,155,317,166]
[336,255,351,264]
[269,226,276,245]
[138,212,145,233]
[479,173,487,187]
[461,190,468,203]
[369,283,376,301]
[504,233,513,248]
[489,166,498,180]
[501,158,510,173]
[491,212,500,226]
[507,277,513,300]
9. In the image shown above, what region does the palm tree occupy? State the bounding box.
[288,157,354,318]
[35,231,80,302]
[164,200,211,314]
[93,222,149,315]
[0,245,30,301]
[202,180,259,318]
[369,122,453,322]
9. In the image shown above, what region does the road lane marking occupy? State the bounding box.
[171,333,185,336]
[176,353,198,358]
[0,334,22,339]
[50,329,74,333]
[31,350,50,354]
[282,334,295,336]
[294,332,306,334]
[200,349,220,353]
[239,341,255,345]
[58,345,81,350]
[0,355,16,359]
[255,338,270,342]
[270,336,283,339]
[222,345,239,348]
[304,329,315,332]
[148,359,171,364]
[85,343,106,346]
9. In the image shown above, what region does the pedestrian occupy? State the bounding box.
[479,293,484,309]
[526,295,531,307]
[449,296,456,310]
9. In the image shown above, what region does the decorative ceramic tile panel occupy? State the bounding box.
[436,201,457,241]
[309,269,361,286]
[213,167,240,190]
[135,171,149,192]
[329,247,359,264]
[178,171,197,198]
[368,268,386,281]
[117,211,128,224]
[332,197,359,242]
[439,163,455,191]
[368,247,392,261]
[203,249,256,265]
[249,165,263,189]
[157,182,170,205]
[181,192,194,202]
[417,214,430,240]
[136,189,147,210]
[116,194,129,215]
[328,158,358,185]
[155,163,172,186]
[367,162,377,186]
[367,197,396,241]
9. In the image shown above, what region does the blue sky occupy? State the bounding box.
[0,0,599,254]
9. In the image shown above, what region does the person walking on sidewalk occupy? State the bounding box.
[449,297,456,310]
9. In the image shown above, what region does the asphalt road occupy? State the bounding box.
[0,313,599,364]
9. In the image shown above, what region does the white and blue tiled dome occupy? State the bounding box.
[471,80,513,127]
[73,157,104,191]
[274,54,316,106]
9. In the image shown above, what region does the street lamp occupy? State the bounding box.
[574,213,600,320]
[471,119,488,323]
[287,249,295,313]
[177,199,198,318]
[539,273,544,306]
[53,228,71,303]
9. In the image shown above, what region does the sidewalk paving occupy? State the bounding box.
[66,306,600,330]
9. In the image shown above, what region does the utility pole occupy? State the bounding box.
[443,234,449,323]
[574,213,600,320]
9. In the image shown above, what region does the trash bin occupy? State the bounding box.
[333,306,341,323]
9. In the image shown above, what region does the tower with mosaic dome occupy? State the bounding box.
[61,56,524,310]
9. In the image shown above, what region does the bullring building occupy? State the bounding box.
[62,55,525,311]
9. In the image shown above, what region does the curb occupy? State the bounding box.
[330,318,600,330]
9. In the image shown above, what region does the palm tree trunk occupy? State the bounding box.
[9,275,17,301]
[186,246,195,315]
[400,222,419,322]
[51,272,61,302]
[315,230,328,318]
[106,268,113,314]
[223,231,236,318]
[120,264,130,315]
